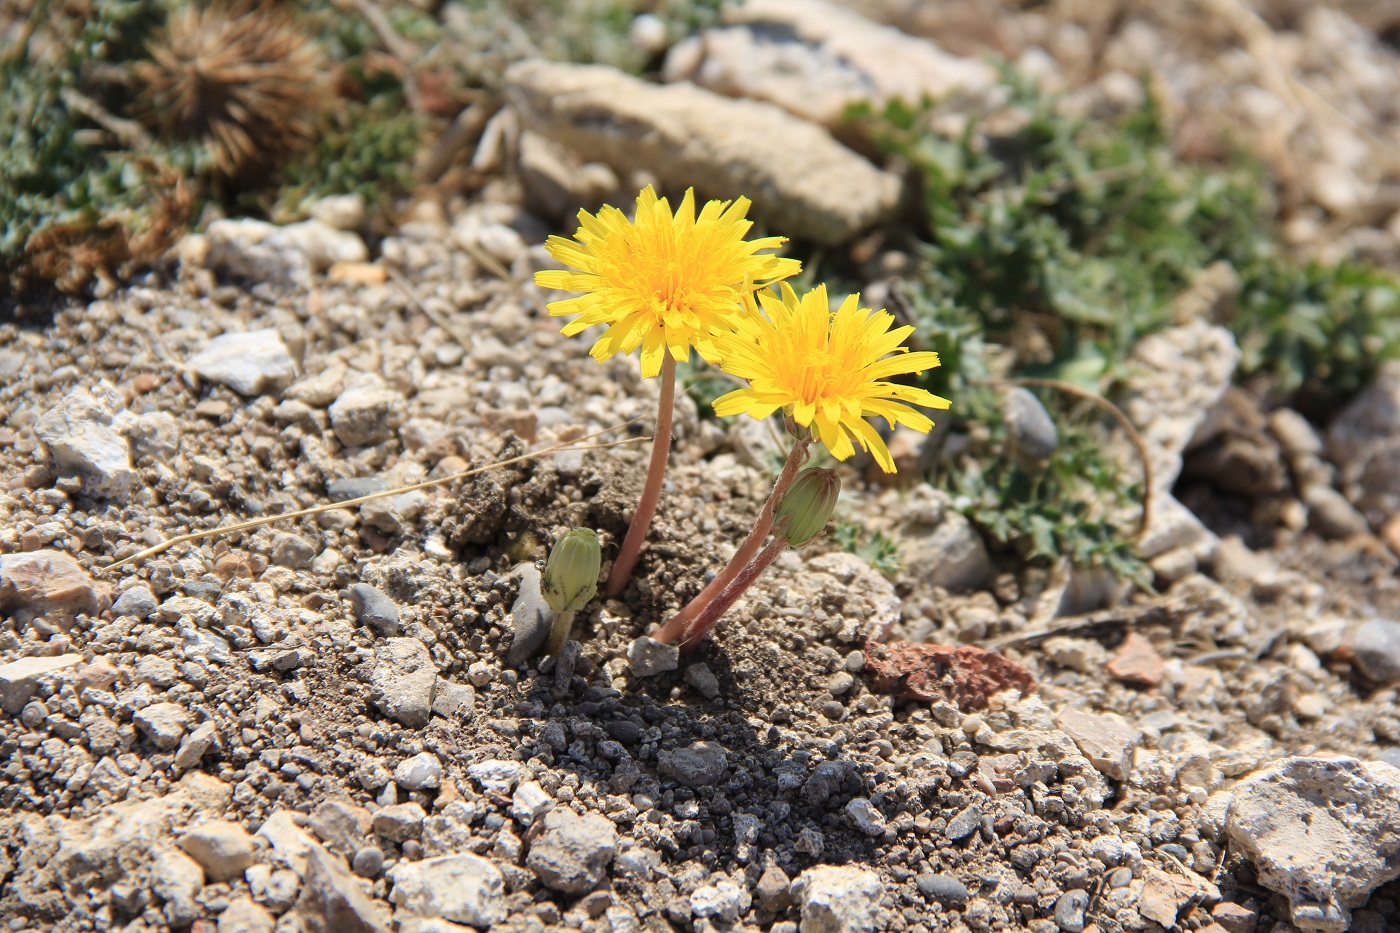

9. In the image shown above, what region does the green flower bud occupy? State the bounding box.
[774,468,841,547]
[543,528,601,614]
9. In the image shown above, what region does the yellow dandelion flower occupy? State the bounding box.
[534,186,801,378]
[712,283,952,473]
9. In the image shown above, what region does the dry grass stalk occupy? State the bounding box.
[135,0,325,175]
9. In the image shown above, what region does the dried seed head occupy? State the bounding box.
[774,468,841,547]
[135,1,325,175]
[543,528,601,614]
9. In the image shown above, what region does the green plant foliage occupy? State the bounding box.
[853,73,1400,412]
[1,0,169,284]
[1234,257,1400,417]
[271,102,423,220]
[850,69,1400,580]
[833,521,901,575]
[946,387,1150,588]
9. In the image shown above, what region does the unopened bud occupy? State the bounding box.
[543,528,601,613]
[774,468,841,547]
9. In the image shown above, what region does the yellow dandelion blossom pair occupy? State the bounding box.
[535,186,951,472]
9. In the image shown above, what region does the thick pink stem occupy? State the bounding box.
[605,354,676,598]
[655,436,809,644]
[676,537,789,652]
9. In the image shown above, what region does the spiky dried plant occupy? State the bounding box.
[135,1,325,176]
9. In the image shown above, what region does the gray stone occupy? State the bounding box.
[684,662,720,698]
[664,0,995,129]
[756,862,793,912]
[129,410,181,463]
[218,896,275,933]
[296,844,389,933]
[1227,757,1400,932]
[180,820,256,882]
[506,60,900,246]
[271,532,317,569]
[843,798,885,837]
[1304,484,1371,539]
[801,551,902,638]
[896,503,993,592]
[1054,889,1089,932]
[205,218,367,286]
[1269,407,1323,457]
[1351,619,1400,684]
[467,760,521,794]
[511,781,554,827]
[174,721,219,770]
[431,680,475,719]
[352,846,384,877]
[505,563,553,665]
[691,879,749,922]
[627,635,679,677]
[915,873,969,905]
[188,328,297,397]
[1006,387,1059,468]
[387,853,506,929]
[308,801,371,858]
[945,805,981,841]
[285,364,347,408]
[35,389,138,499]
[152,846,206,926]
[372,802,427,843]
[349,584,399,637]
[134,702,190,750]
[791,864,883,933]
[113,584,158,619]
[330,379,405,448]
[257,811,317,877]
[308,193,367,232]
[1122,321,1240,560]
[370,638,437,728]
[0,653,83,714]
[1054,708,1141,782]
[395,752,443,791]
[0,550,109,626]
[526,809,618,894]
[182,626,232,664]
[658,741,728,788]
[1328,361,1400,520]
[517,130,622,224]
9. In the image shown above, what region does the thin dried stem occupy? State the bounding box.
[606,355,676,598]
[105,424,645,571]
[656,435,810,643]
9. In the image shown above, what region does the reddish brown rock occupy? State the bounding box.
[1107,631,1166,687]
[0,549,109,626]
[863,641,1035,711]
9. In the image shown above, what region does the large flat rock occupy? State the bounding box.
[506,60,900,245]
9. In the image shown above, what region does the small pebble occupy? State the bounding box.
[916,873,969,905]
[349,583,399,637]
[1351,618,1400,684]
[1054,889,1089,933]
[352,846,384,877]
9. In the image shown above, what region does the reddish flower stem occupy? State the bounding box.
[605,354,676,598]
[676,537,789,652]
[655,435,809,645]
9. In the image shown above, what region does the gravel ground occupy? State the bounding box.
[5,3,1400,933]
[0,183,1398,933]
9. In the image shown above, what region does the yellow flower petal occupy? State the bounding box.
[711,285,951,472]
[533,185,800,374]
